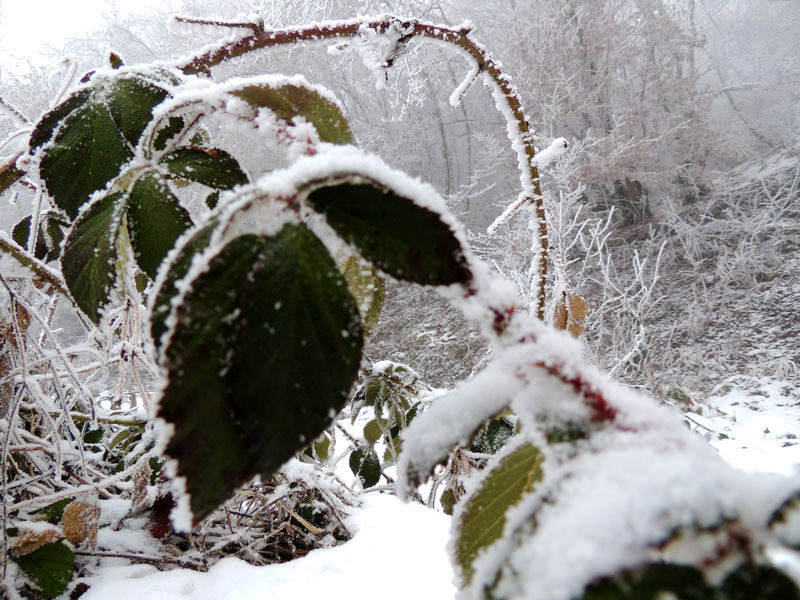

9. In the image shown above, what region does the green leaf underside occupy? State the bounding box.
[13,541,74,599]
[128,173,192,279]
[349,445,381,488]
[150,220,218,347]
[159,224,363,522]
[456,443,543,586]
[341,254,385,336]
[33,77,170,218]
[161,147,248,189]
[62,192,125,322]
[306,180,472,285]
[230,83,353,144]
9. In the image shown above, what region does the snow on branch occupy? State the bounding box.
[176,14,550,319]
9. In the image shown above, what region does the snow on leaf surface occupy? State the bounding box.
[160,147,249,190]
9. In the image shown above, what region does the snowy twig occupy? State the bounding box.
[178,14,549,319]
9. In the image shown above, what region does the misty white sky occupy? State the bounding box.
[0,0,161,70]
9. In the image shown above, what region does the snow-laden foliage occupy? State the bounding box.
[2,6,800,600]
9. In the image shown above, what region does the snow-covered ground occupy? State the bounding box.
[82,493,456,600]
[77,376,800,599]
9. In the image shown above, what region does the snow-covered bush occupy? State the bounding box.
[2,11,800,600]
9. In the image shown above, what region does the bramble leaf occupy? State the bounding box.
[149,220,218,347]
[305,178,472,285]
[455,443,543,586]
[349,445,381,488]
[160,147,248,190]
[61,192,126,322]
[158,224,363,523]
[13,541,74,599]
[581,564,711,599]
[127,173,192,279]
[230,82,353,144]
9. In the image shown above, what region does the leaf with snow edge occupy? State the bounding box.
[149,219,218,348]
[37,100,132,219]
[158,224,363,523]
[455,443,543,587]
[107,77,170,147]
[32,76,171,217]
[29,89,92,151]
[61,192,125,323]
[0,156,25,195]
[127,172,192,279]
[579,563,711,599]
[341,253,384,336]
[349,445,381,488]
[229,82,353,144]
[160,147,248,190]
[470,417,515,455]
[719,564,800,599]
[305,177,471,285]
[12,541,74,599]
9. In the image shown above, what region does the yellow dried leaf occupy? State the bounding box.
[553,292,588,338]
[62,500,100,546]
[11,528,61,557]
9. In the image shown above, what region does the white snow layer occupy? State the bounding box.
[81,494,456,600]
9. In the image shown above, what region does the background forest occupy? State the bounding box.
[1,0,799,598]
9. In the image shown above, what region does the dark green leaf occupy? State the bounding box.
[61,192,126,322]
[581,563,711,600]
[471,418,515,455]
[349,445,381,488]
[455,443,543,586]
[108,77,170,147]
[230,82,353,144]
[127,173,192,279]
[38,101,132,218]
[160,148,248,190]
[158,224,363,523]
[0,156,25,195]
[719,564,800,600]
[305,178,472,285]
[206,190,220,210]
[149,219,218,347]
[36,498,74,524]
[153,116,185,152]
[29,90,92,151]
[13,541,74,599]
[12,216,67,262]
[83,427,104,444]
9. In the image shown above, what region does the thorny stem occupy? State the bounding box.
[177,15,548,319]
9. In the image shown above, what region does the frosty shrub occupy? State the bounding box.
[2,12,800,600]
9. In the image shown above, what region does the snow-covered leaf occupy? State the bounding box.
[158,224,363,523]
[305,178,472,285]
[128,173,192,279]
[152,116,185,152]
[455,443,543,586]
[12,541,74,599]
[32,76,171,217]
[350,445,381,488]
[61,192,126,322]
[160,147,248,190]
[229,82,353,144]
